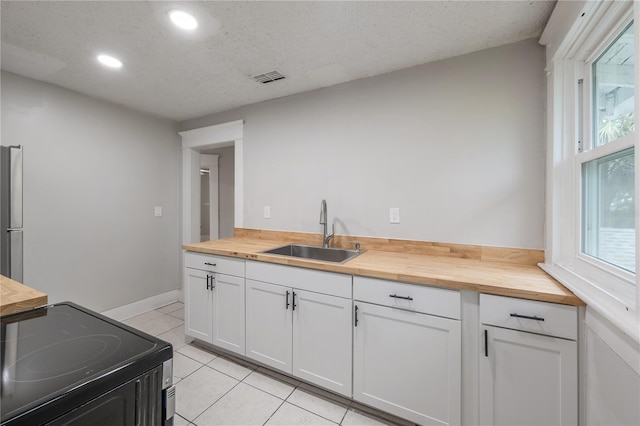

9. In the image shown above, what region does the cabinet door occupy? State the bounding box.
[479,326,577,426]
[212,273,245,356]
[184,268,213,343]
[353,302,461,426]
[292,290,352,397]
[245,279,292,373]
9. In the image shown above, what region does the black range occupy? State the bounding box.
[1,302,175,425]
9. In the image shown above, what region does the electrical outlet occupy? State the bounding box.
[264,206,271,219]
[154,206,162,217]
[390,207,400,224]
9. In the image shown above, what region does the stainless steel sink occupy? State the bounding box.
[261,244,364,264]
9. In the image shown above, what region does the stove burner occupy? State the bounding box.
[5,334,122,383]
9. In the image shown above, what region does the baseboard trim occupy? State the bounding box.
[101,290,183,321]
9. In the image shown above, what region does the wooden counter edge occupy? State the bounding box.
[182,242,585,307]
[1,275,49,316]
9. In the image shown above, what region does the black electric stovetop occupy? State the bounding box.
[0,302,172,424]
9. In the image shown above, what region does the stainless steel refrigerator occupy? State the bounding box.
[0,145,23,282]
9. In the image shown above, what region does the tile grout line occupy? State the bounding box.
[163,304,183,313]
[161,323,186,335]
[179,350,347,424]
[191,369,290,426]
[241,377,296,401]
[284,388,347,425]
[205,362,251,382]
[263,381,344,426]
[283,400,344,425]
[235,368,300,426]
[189,373,245,425]
[206,358,257,382]
[170,340,399,425]
[261,396,289,426]
[175,348,218,365]
[338,401,351,425]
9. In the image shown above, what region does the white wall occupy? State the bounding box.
[182,39,546,249]
[584,309,640,425]
[1,71,181,312]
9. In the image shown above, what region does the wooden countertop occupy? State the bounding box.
[1,275,48,316]
[183,237,584,306]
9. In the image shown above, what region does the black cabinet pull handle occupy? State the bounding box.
[206,275,210,290]
[510,313,545,321]
[354,305,359,327]
[389,294,413,301]
[292,292,297,311]
[286,291,290,310]
[210,274,215,290]
[204,262,216,267]
[134,379,141,425]
[484,329,488,357]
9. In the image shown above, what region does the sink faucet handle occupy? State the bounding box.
[320,199,327,224]
[351,241,361,252]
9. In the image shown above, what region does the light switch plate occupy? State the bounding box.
[264,206,271,219]
[155,206,162,217]
[390,207,400,224]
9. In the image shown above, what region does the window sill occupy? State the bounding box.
[539,262,640,344]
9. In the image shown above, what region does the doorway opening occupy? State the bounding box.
[200,146,235,241]
[179,119,243,245]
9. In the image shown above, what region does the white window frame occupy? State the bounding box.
[541,1,639,342]
[575,19,635,295]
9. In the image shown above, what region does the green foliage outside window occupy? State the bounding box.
[599,112,634,145]
[596,113,635,229]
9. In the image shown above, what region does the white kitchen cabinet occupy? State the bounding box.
[184,268,212,342]
[183,252,246,356]
[479,294,578,426]
[211,272,245,354]
[353,301,462,426]
[245,261,353,397]
[352,276,461,425]
[245,279,292,372]
[292,289,352,397]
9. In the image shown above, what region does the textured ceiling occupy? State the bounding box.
[1,1,556,121]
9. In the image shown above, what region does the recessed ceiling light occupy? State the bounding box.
[97,54,123,69]
[168,10,198,30]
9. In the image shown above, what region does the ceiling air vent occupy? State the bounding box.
[252,70,286,84]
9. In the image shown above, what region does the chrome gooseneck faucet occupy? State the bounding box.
[319,199,334,248]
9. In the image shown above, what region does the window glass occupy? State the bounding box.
[593,22,635,146]
[582,148,635,273]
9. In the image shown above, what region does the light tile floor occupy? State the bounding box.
[124,302,411,426]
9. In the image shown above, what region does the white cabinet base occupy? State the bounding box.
[184,268,213,343]
[293,290,352,397]
[354,302,461,426]
[184,252,246,356]
[245,279,293,373]
[212,273,245,355]
[479,326,578,426]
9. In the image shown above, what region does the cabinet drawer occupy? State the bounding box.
[353,276,460,320]
[184,252,245,277]
[480,294,577,340]
[246,261,351,298]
